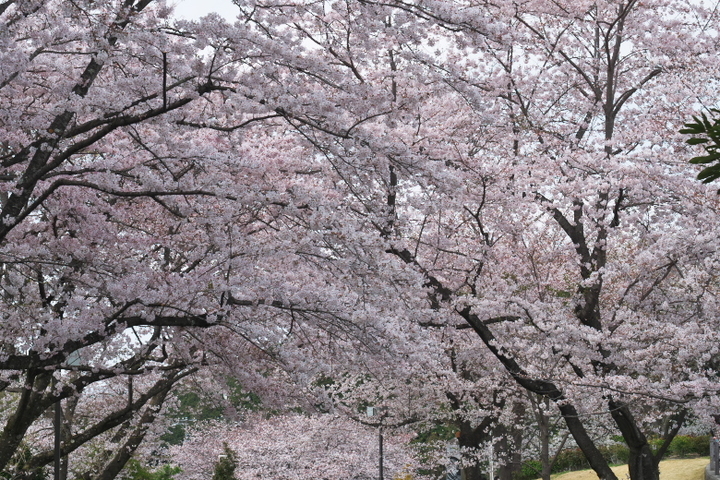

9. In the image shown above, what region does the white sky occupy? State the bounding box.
[171,0,238,20]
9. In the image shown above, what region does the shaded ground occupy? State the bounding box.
[551,458,710,480]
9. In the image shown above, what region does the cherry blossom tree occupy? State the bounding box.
[375,2,720,480]
[358,324,521,477]
[0,0,436,476]
[4,1,720,480]
[226,1,720,480]
[0,1,226,473]
[169,413,423,480]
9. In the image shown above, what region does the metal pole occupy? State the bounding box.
[54,391,61,480]
[713,439,719,475]
[489,444,494,480]
[379,426,384,480]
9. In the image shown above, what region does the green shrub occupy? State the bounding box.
[669,435,711,457]
[601,443,630,465]
[0,443,46,480]
[687,436,711,456]
[649,435,710,458]
[552,448,590,473]
[650,437,664,451]
[670,436,694,456]
[212,443,238,480]
[122,460,181,480]
[547,443,629,473]
[515,460,543,480]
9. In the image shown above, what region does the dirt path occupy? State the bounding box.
[550,458,710,480]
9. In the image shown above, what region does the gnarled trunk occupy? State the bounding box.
[610,400,687,480]
[627,444,659,480]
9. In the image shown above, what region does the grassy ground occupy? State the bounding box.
[550,458,710,480]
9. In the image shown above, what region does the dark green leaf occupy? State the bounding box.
[689,154,720,164]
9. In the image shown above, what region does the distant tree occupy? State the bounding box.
[211,444,237,480]
[170,414,422,480]
[161,376,261,446]
[121,460,181,480]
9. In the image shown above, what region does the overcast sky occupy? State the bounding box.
[171,0,238,20]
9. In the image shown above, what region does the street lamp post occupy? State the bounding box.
[487,443,494,480]
[54,376,61,480]
[367,406,387,480]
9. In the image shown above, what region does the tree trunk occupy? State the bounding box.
[529,394,569,480]
[558,403,618,480]
[495,403,525,480]
[627,445,659,480]
[457,422,491,480]
[459,308,618,480]
[0,371,53,473]
[537,406,552,480]
[609,399,659,480]
[497,430,523,480]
